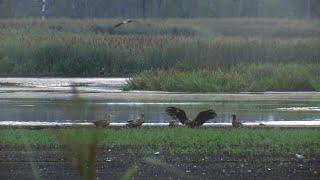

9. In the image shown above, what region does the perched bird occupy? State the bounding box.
[93,114,111,127]
[126,114,145,128]
[113,19,137,28]
[166,107,217,128]
[231,114,243,128]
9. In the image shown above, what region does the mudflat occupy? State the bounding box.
[0,146,319,179]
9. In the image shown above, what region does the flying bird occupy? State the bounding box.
[93,114,111,127]
[231,114,243,128]
[113,19,137,28]
[126,114,145,128]
[166,107,217,128]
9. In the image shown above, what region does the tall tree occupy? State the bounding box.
[234,0,243,17]
[42,0,47,20]
[142,0,147,18]
[305,0,311,19]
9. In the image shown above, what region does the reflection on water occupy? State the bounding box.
[277,107,320,112]
[0,99,319,123]
[0,78,320,123]
[0,77,127,93]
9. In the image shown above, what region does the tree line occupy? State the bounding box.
[0,0,319,19]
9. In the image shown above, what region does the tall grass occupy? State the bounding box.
[125,63,320,92]
[0,128,319,155]
[0,36,319,76]
[0,18,319,37]
[0,18,319,76]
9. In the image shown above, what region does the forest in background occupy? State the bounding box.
[0,0,320,19]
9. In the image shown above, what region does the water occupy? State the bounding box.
[0,78,320,123]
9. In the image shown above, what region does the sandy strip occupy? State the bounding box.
[0,121,319,128]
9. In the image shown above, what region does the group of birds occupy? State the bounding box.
[93,107,244,128]
[93,113,145,128]
[100,20,244,128]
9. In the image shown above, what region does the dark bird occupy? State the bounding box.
[259,123,266,127]
[231,114,243,128]
[168,114,179,127]
[166,107,217,128]
[113,19,137,28]
[126,114,145,128]
[93,114,111,127]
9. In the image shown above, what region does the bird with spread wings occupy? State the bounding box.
[113,19,138,28]
[166,107,217,128]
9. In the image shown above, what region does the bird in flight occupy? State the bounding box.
[166,107,217,128]
[113,19,138,28]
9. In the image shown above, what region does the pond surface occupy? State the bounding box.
[0,78,319,123]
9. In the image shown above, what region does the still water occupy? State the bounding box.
[0,78,319,123]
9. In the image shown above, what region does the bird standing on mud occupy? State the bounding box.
[126,114,145,128]
[166,107,217,128]
[93,114,112,127]
[231,114,243,128]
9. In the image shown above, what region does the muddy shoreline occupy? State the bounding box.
[0,146,319,179]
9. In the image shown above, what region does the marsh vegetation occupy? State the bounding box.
[0,18,319,92]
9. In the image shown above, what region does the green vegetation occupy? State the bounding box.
[1,128,319,155]
[1,0,320,19]
[55,128,100,180]
[0,18,319,77]
[125,63,320,92]
[0,18,319,91]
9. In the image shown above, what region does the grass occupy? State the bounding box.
[125,63,320,92]
[0,18,319,76]
[1,127,319,156]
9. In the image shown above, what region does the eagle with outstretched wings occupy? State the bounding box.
[166,107,217,128]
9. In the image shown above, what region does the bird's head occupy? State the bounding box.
[138,114,145,124]
[232,114,237,121]
[104,113,111,119]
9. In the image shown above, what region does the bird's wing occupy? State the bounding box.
[127,119,134,123]
[128,19,138,23]
[113,22,124,28]
[193,110,217,126]
[166,107,188,124]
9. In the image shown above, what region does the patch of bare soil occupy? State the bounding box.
[0,146,319,180]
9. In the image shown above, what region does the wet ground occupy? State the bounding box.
[0,146,319,179]
[1,78,320,179]
[1,78,320,124]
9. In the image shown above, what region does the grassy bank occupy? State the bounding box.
[125,63,320,92]
[0,18,319,76]
[1,128,319,155]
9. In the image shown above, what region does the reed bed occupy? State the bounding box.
[0,35,319,76]
[0,18,319,77]
[125,63,320,92]
[0,18,319,37]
